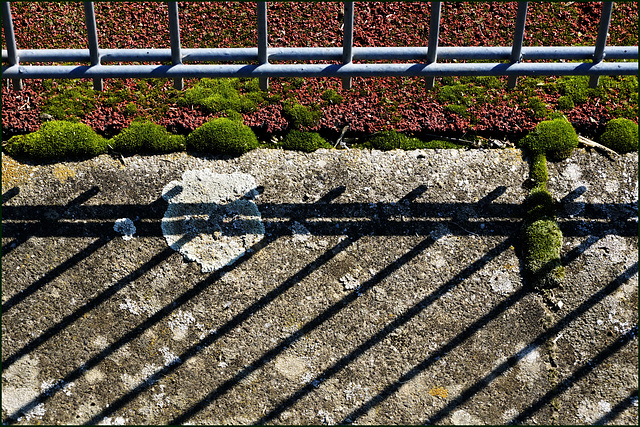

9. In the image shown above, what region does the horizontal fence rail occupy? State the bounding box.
[2,1,638,91]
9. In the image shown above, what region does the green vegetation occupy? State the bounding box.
[320,89,344,105]
[42,82,96,120]
[366,130,409,151]
[282,102,322,129]
[518,117,578,289]
[530,153,548,184]
[177,78,264,114]
[111,120,185,154]
[522,218,565,289]
[524,185,555,221]
[599,118,638,153]
[280,130,332,152]
[362,131,463,151]
[519,117,578,161]
[420,140,464,149]
[4,120,108,159]
[186,117,258,155]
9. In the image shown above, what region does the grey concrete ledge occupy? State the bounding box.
[2,149,637,425]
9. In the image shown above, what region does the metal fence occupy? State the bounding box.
[2,1,638,92]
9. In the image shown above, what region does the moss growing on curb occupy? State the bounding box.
[4,120,108,159]
[524,185,555,221]
[599,118,638,153]
[520,117,578,160]
[111,120,186,154]
[186,117,258,155]
[522,217,565,289]
[420,140,463,149]
[531,153,548,184]
[280,130,332,152]
[366,130,408,151]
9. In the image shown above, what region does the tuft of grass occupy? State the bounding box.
[280,130,332,152]
[186,117,258,155]
[110,120,185,154]
[599,118,638,153]
[4,120,108,159]
[519,117,578,161]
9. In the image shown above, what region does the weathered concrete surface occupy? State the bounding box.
[2,148,637,425]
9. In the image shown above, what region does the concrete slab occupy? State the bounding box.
[2,148,637,425]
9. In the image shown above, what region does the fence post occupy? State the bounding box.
[2,2,23,91]
[83,2,103,91]
[424,1,441,90]
[589,1,614,88]
[342,2,354,90]
[257,1,269,90]
[168,1,183,90]
[507,1,528,89]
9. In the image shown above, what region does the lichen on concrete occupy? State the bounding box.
[161,169,265,273]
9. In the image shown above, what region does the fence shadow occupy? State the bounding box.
[1,183,637,425]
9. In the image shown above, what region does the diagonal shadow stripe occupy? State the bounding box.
[422,262,638,425]
[169,235,437,426]
[1,234,190,371]
[2,231,263,425]
[2,236,110,312]
[257,237,515,425]
[84,234,358,425]
[509,324,638,425]
[2,186,354,425]
[592,388,639,425]
[342,233,615,424]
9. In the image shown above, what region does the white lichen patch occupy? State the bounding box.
[114,218,136,240]
[168,310,196,341]
[2,355,43,421]
[488,270,515,295]
[577,399,612,423]
[340,273,360,290]
[450,409,483,425]
[159,347,182,366]
[275,354,308,381]
[161,170,264,273]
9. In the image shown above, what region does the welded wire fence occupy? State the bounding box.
[1,1,638,92]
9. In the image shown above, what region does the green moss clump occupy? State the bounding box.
[111,120,185,154]
[531,153,548,184]
[556,95,575,111]
[177,78,261,114]
[520,117,578,160]
[186,117,258,155]
[421,140,463,149]
[444,104,470,118]
[280,130,332,152]
[528,97,550,119]
[366,130,408,151]
[599,118,638,153]
[522,217,565,289]
[4,120,107,159]
[524,185,555,221]
[42,83,97,120]
[320,89,344,105]
[282,102,322,129]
